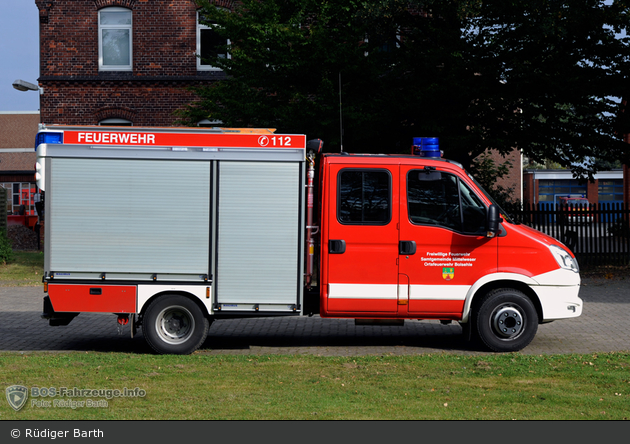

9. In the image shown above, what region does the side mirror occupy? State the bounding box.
[487,204,503,237]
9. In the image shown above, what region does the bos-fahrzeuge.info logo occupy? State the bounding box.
[6,385,147,411]
[6,385,28,411]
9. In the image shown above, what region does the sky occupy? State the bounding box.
[0,1,40,112]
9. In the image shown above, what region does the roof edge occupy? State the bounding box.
[0,111,40,115]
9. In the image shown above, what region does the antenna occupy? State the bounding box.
[339,72,344,153]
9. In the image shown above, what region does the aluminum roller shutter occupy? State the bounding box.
[48,158,210,275]
[216,161,300,304]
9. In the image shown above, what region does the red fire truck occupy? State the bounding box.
[35,125,582,354]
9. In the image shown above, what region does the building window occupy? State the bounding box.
[1,183,36,215]
[598,179,623,202]
[197,119,223,127]
[99,7,132,71]
[363,29,400,58]
[99,118,133,126]
[197,12,229,71]
[538,179,587,203]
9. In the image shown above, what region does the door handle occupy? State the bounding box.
[399,240,416,255]
[329,239,346,254]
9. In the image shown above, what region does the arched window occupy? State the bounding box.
[99,118,133,126]
[99,7,132,71]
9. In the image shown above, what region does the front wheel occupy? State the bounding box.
[143,294,209,355]
[474,288,538,352]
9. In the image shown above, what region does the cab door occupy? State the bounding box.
[398,166,498,319]
[323,163,399,315]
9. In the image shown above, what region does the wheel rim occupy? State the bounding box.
[490,304,524,339]
[154,305,195,345]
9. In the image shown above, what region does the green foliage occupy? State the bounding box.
[183,0,630,177]
[0,229,14,265]
[0,250,43,286]
[469,152,520,210]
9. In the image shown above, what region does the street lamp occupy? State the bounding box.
[12,79,45,247]
[12,79,43,94]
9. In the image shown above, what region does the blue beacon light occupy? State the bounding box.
[412,137,440,158]
[35,131,63,150]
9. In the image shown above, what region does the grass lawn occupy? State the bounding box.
[0,251,44,286]
[1,352,629,420]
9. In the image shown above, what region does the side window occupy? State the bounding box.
[407,170,487,234]
[197,11,230,71]
[338,169,391,225]
[407,170,461,231]
[98,7,132,71]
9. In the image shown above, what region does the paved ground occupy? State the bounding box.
[0,277,628,356]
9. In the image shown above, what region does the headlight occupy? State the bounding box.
[549,245,579,273]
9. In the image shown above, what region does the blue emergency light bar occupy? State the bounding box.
[35,131,63,150]
[412,137,440,158]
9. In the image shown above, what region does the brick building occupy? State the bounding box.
[35,0,232,126]
[0,112,40,216]
[522,169,623,207]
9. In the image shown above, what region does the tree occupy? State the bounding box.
[465,0,630,178]
[182,0,630,177]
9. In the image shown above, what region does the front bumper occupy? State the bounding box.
[533,285,583,321]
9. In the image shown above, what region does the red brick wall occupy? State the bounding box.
[523,171,535,205]
[35,0,221,126]
[481,148,523,203]
[39,81,206,126]
[587,180,598,205]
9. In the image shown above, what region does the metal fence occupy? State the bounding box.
[506,203,630,267]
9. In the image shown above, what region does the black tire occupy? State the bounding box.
[474,288,538,352]
[142,294,210,355]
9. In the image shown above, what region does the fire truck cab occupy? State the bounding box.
[35,126,583,354]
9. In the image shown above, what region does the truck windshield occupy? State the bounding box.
[466,172,514,224]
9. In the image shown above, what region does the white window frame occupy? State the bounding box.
[197,11,230,71]
[98,7,133,71]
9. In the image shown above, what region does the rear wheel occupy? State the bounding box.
[474,288,538,352]
[143,294,209,355]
